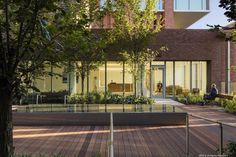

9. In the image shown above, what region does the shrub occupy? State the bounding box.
[124,95,136,104]
[214,97,229,108]
[175,86,183,95]
[68,93,85,104]
[225,100,236,114]
[224,141,236,157]
[186,94,204,104]
[175,96,187,104]
[85,92,96,104]
[92,91,103,104]
[214,96,236,114]
[192,88,200,94]
[68,92,154,105]
[106,94,123,104]
[12,93,39,105]
[134,96,155,105]
[176,94,203,104]
[182,89,190,97]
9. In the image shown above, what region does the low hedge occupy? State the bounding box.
[217,97,236,114]
[213,97,236,114]
[176,93,236,114]
[68,92,154,105]
[224,141,236,157]
[175,94,204,105]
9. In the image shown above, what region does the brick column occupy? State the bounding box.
[164,0,175,28]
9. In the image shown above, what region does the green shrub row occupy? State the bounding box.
[223,141,236,157]
[216,97,236,114]
[68,92,154,105]
[176,93,236,114]
[175,94,204,104]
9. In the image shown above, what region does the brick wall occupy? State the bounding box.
[164,0,174,28]
[149,29,232,93]
[104,29,233,93]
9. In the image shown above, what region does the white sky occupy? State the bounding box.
[188,0,231,29]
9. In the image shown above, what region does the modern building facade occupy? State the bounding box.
[34,0,236,98]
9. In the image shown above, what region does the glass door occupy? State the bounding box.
[150,65,166,98]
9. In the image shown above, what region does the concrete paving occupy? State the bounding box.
[154,98,185,106]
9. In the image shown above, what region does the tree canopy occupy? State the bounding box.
[60,0,107,95]
[209,0,236,41]
[106,0,166,96]
[0,0,90,156]
[219,0,236,22]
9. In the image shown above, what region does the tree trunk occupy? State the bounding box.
[81,75,85,95]
[86,68,90,95]
[0,79,14,157]
[140,64,144,96]
[81,65,85,95]
[134,63,137,97]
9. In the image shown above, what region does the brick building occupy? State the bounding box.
[35,0,236,98]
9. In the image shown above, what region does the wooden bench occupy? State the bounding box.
[203,93,233,105]
[203,93,234,105]
[216,94,234,100]
[204,93,233,101]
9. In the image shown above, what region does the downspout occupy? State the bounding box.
[227,41,231,94]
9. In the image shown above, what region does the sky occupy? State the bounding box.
[188,0,231,29]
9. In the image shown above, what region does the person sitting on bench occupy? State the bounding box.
[203,84,218,105]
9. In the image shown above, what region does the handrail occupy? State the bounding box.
[108,112,114,157]
[186,114,189,157]
[187,113,236,155]
[189,114,236,128]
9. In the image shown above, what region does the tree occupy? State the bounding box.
[219,0,236,22]
[63,30,106,95]
[106,0,166,96]
[61,0,107,95]
[0,1,79,156]
[209,0,236,41]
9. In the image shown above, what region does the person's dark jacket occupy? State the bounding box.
[210,87,218,97]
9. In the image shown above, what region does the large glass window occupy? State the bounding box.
[99,62,133,94]
[107,62,123,94]
[189,0,202,10]
[149,61,207,97]
[35,66,68,93]
[174,0,189,10]
[166,62,174,97]
[192,61,207,94]
[175,62,190,95]
[174,0,209,10]
[149,61,165,97]
[156,0,163,11]
[141,0,163,11]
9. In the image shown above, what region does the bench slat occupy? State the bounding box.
[217,94,234,100]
